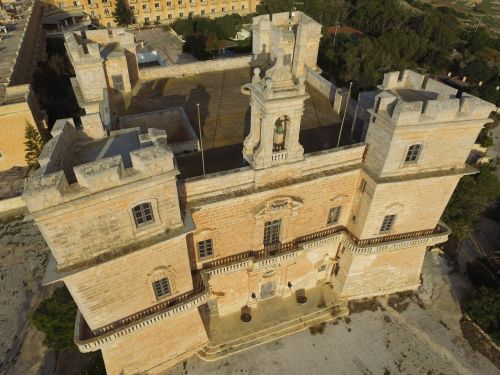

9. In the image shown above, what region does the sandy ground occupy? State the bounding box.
[164,250,499,375]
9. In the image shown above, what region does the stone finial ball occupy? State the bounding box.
[253,68,261,76]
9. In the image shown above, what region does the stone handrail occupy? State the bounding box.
[202,223,450,273]
[75,272,210,352]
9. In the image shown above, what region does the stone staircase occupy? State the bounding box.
[198,300,349,361]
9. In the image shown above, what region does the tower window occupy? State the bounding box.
[405,144,422,164]
[263,219,281,246]
[198,239,213,259]
[327,206,342,226]
[132,203,154,227]
[380,215,396,233]
[152,277,171,299]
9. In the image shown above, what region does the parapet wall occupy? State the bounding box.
[138,55,252,81]
[183,144,366,203]
[375,70,495,126]
[380,70,457,99]
[23,123,177,212]
[305,67,337,104]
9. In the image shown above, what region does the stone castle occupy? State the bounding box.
[22,11,495,375]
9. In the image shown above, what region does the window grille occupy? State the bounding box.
[405,144,422,164]
[263,219,281,246]
[198,239,213,259]
[152,277,171,299]
[132,203,154,227]
[327,206,342,225]
[380,215,396,233]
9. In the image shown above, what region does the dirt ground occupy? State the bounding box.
[0,213,52,374]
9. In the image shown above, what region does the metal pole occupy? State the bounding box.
[332,14,340,48]
[197,103,206,176]
[337,81,353,148]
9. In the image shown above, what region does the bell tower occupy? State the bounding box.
[242,50,309,169]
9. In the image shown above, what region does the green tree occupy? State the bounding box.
[442,165,500,240]
[256,0,291,15]
[29,287,77,351]
[112,0,133,27]
[24,121,45,170]
[465,286,500,344]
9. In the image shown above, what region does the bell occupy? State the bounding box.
[273,123,285,146]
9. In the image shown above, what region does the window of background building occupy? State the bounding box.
[380,214,396,233]
[201,9,205,14]
[211,8,215,13]
[263,219,281,246]
[132,203,154,227]
[241,4,245,9]
[166,1,171,6]
[152,277,171,300]
[179,12,184,17]
[404,144,422,164]
[327,206,342,225]
[155,2,160,8]
[198,239,213,259]
[157,15,161,21]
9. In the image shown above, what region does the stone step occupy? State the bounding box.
[198,305,349,362]
[204,300,345,352]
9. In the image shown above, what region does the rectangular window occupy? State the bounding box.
[211,8,215,13]
[166,1,171,5]
[155,2,160,7]
[156,15,161,21]
[133,203,154,227]
[263,219,281,246]
[359,178,367,193]
[241,4,245,9]
[198,239,213,259]
[327,206,342,226]
[179,12,183,17]
[152,277,171,299]
[221,6,225,11]
[318,264,327,272]
[380,215,396,233]
[201,9,205,14]
[189,11,194,16]
[405,144,422,164]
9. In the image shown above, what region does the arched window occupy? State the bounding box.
[132,202,154,227]
[273,116,288,151]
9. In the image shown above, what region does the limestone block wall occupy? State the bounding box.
[31,174,182,267]
[104,54,132,92]
[349,174,461,240]
[305,66,337,105]
[0,100,38,170]
[190,169,360,264]
[210,238,340,317]
[334,244,427,299]
[138,55,252,81]
[64,235,193,330]
[101,308,208,375]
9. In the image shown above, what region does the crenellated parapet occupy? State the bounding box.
[371,70,495,127]
[23,121,177,212]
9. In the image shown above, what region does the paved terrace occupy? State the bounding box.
[110,67,351,178]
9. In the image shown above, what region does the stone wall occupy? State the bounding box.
[65,235,193,330]
[305,67,337,104]
[335,244,427,298]
[138,55,252,81]
[101,308,208,375]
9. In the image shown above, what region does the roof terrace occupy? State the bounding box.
[110,67,353,178]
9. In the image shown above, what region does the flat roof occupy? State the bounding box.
[110,67,352,178]
[72,128,141,176]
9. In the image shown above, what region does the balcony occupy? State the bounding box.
[202,223,451,274]
[75,272,209,352]
[271,150,287,163]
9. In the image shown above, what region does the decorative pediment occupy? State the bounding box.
[330,194,348,205]
[385,202,405,214]
[254,196,303,219]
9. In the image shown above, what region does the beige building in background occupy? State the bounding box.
[0,1,46,172]
[22,11,495,375]
[46,0,259,27]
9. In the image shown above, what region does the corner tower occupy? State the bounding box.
[242,50,309,169]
